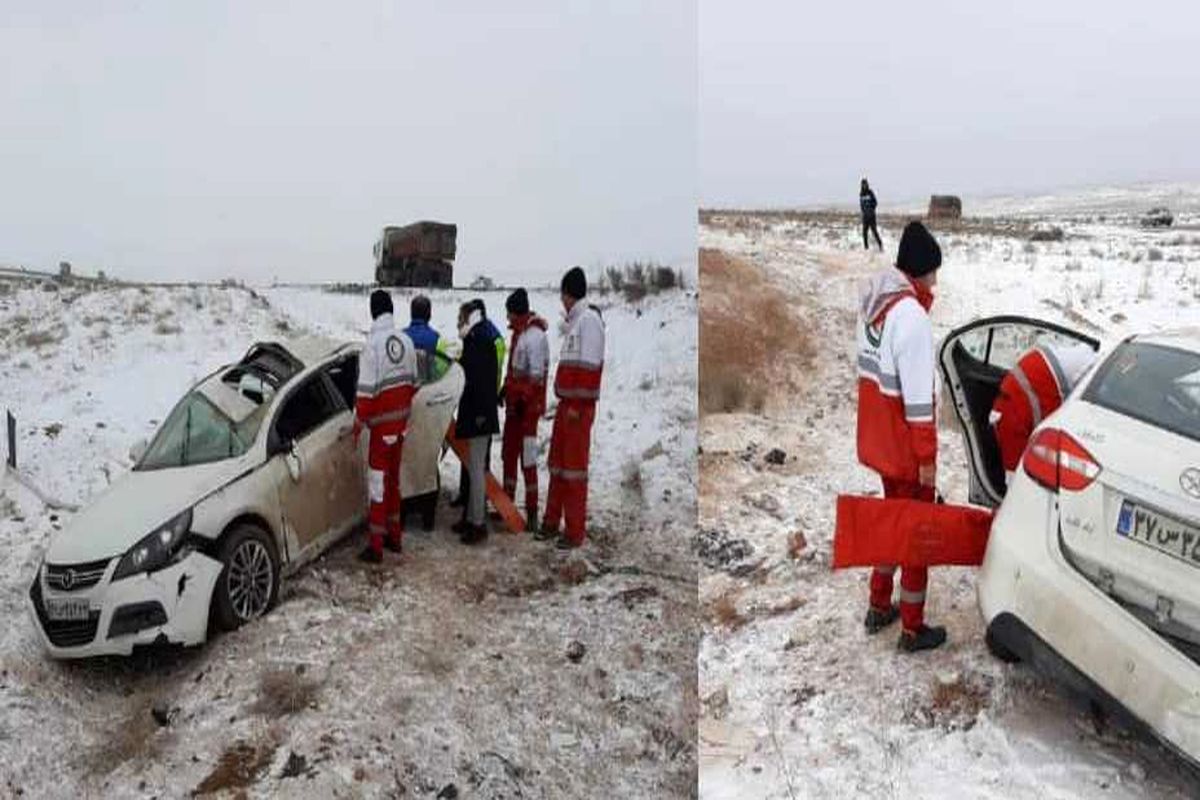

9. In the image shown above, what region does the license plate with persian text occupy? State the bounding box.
[1117,500,1200,567]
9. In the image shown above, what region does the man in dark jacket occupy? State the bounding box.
[453,299,500,544]
[860,178,883,251]
[452,299,506,509]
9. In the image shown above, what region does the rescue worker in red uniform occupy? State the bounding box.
[537,267,605,549]
[354,290,417,563]
[992,342,1098,473]
[501,288,550,532]
[856,221,946,652]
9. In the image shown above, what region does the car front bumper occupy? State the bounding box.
[978,469,1200,766]
[28,550,223,659]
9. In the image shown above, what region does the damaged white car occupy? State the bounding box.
[941,316,1200,767]
[28,337,462,658]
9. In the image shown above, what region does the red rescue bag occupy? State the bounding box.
[833,494,994,569]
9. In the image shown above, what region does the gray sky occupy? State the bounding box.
[0,2,695,284]
[701,0,1200,208]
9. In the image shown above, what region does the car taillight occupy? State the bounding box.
[1023,428,1101,492]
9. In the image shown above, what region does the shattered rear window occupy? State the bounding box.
[1084,341,1200,443]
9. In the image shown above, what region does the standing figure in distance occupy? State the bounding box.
[860,178,883,251]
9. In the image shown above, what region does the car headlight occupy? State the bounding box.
[112,509,193,581]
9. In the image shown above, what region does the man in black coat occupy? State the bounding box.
[452,299,500,544]
[860,178,883,251]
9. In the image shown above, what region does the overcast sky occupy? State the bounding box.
[0,2,695,283]
[701,0,1200,209]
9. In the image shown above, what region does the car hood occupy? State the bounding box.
[46,457,255,564]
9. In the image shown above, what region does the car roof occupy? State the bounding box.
[1132,328,1200,353]
[280,335,356,367]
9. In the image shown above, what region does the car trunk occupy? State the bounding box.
[1055,402,1200,656]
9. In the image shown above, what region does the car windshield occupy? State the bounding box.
[1084,341,1200,443]
[136,391,268,470]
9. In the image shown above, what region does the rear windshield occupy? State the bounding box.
[1083,341,1200,442]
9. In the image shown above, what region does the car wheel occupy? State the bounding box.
[986,626,1020,664]
[212,523,280,632]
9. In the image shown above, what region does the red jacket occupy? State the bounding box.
[554,302,605,403]
[505,313,550,414]
[856,269,936,482]
[993,343,1097,470]
[355,314,417,438]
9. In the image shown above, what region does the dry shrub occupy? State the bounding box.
[700,248,810,415]
[250,668,322,718]
[22,328,63,348]
[193,732,280,796]
[154,321,182,335]
[705,592,747,630]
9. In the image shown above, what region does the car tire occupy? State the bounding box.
[211,523,280,632]
[986,626,1021,664]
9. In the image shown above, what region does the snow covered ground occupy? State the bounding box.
[698,188,1200,799]
[0,279,697,798]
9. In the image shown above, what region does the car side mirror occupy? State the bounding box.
[129,438,148,463]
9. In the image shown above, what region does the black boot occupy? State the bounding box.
[358,546,383,564]
[460,523,488,545]
[524,510,538,534]
[534,524,559,542]
[864,605,899,634]
[451,518,472,536]
[898,624,947,653]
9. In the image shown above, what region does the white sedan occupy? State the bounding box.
[28,336,462,658]
[941,317,1200,767]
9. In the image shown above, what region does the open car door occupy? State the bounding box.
[938,315,1100,508]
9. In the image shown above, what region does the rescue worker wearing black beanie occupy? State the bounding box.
[505,287,530,315]
[895,221,942,279]
[561,266,587,300]
[853,218,947,653]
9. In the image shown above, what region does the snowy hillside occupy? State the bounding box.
[0,279,697,798]
[698,197,1199,799]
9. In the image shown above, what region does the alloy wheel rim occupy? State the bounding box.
[227,539,273,620]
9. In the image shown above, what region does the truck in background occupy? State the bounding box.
[373,221,456,287]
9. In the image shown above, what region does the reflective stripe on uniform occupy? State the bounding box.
[368,469,385,502]
[522,435,537,467]
[1010,364,1043,426]
[557,387,600,400]
[366,408,411,427]
[904,402,934,422]
[377,372,415,391]
[1037,346,1070,396]
[899,588,926,604]
[550,466,588,481]
[857,354,900,393]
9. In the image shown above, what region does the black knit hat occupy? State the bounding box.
[410,294,431,322]
[370,289,393,319]
[896,221,942,278]
[505,288,530,315]
[561,266,587,300]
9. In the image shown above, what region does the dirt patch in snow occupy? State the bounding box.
[699,248,812,415]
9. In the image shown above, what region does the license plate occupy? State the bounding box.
[45,597,91,621]
[1117,500,1200,567]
